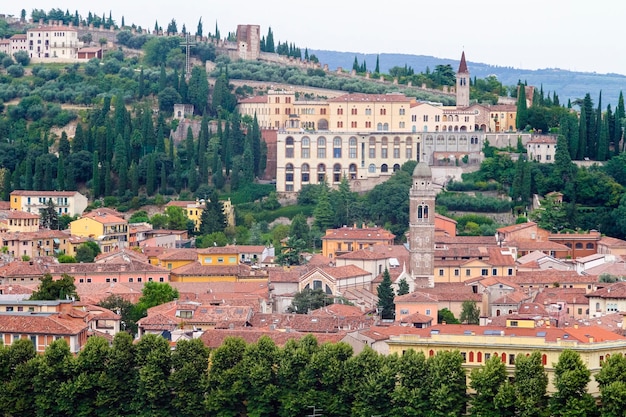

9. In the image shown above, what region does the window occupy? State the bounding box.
[333,164,342,182]
[481,269,488,276]
[508,268,513,276]
[5,307,13,312]
[317,137,326,158]
[577,308,582,315]
[349,164,357,179]
[381,137,388,158]
[349,137,357,158]
[301,164,310,182]
[368,164,376,173]
[351,108,357,115]
[333,137,342,158]
[351,121,357,128]
[217,257,224,263]
[365,121,372,128]
[285,137,294,158]
[400,309,409,315]
[492,268,497,275]
[465,269,471,276]
[285,164,294,182]
[399,108,405,115]
[337,121,343,128]
[393,137,400,158]
[337,108,343,115]
[406,138,412,158]
[425,309,431,316]
[301,137,310,158]
[317,164,326,182]
[369,137,376,158]
[365,108,372,115]
[509,354,516,365]
[381,164,388,173]
[435,115,440,122]
[380,108,387,115]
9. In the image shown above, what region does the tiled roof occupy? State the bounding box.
[238,96,268,104]
[0,313,87,334]
[196,247,239,255]
[82,211,126,224]
[158,248,199,261]
[250,312,372,333]
[585,261,626,277]
[399,312,433,324]
[527,137,557,144]
[509,240,570,251]
[599,236,626,248]
[268,268,301,283]
[47,260,168,275]
[322,226,395,241]
[95,249,149,264]
[336,249,393,261]
[6,211,39,219]
[394,291,438,303]
[170,262,253,278]
[391,323,626,344]
[317,265,370,279]
[586,282,626,299]
[492,291,530,305]
[139,303,253,330]
[359,325,426,341]
[172,281,270,295]
[534,287,588,305]
[10,190,79,197]
[510,270,596,285]
[436,236,496,246]
[310,303,365,317]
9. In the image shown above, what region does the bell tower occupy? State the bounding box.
[456,51,470,107]
[409,160,435,288]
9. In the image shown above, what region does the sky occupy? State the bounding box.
[9,0,626,75]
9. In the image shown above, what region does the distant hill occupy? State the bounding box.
[308,50,626,107]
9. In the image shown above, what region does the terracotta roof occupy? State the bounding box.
[534,287,588,305]
[497,221,537,234]
[196,247,239,255]
[400,312,433,324]
[310,303,365,317]
[82,211,126,224]
[158,249,199,261]
[0,313,87,335]
[492,291,530,305]
[390,323,626,344]
[172,281,270,295]
[599,236,626,248]
[585,261,626,277]
[510,240,570,251]
[510,271,597,286]
[10,190,80,197]
[170,262,253,278]
[336,249,393,261]
[527,137,557,144]
[250,312,372,333]
[322,226,395,241]
[359,325,426,341]
[6,211,39,219]
[268,268,301,284]
[458,51,468,73]
[586,282,626,299]
[317,265,370,279]
[47,260,169,276]
[436,236,496,246]
[394,291,438,303]
[77,46,102,53]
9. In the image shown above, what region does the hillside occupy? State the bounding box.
[309,50,626,106]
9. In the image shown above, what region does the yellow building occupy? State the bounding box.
[321,226,395,259]
[69,211,129,253]
[165,199,235,232]
[488,104,517,132]
[326,93,412,132]
[387,322,626,395]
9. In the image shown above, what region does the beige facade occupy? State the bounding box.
[10,190,88,216]
[527,136,557,163]
[27,25,80,62]
[326,93,412,132]
[410,103,476,133]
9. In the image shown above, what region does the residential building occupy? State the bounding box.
[321,226,395,259]
[42,259,170,285]
[165,198,235,231]
[548,230,601,259]
[27,24,80,62]
[69,211,129,253]
[9,34,27,53]
[394,291,439,322]
[527,136,557,162]
[298,265,372,295]
[1,210,39,233]
[10,190,88,216]
[387,322,626,395]
[586,282,626,317]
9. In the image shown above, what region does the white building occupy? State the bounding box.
[27,25,80,62]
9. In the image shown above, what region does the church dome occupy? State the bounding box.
[412,161,432,178]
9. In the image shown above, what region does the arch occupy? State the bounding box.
[317,118,329,130]
[501,352,506,363]
[317,164,326,182]
[460,125,467,131]
[586,243,594,249]
[377,122,383,131]
[477,351,482,362]
[575,243,583,249]
[469,351,474,362]
[381,164,388,173]
[285,163,294,182]
[542,354,547,365]
[393,164,400,172]
[442,125,447,132]
[368,164,376,173]
[349,137,357,146]
[317,136,326,158]
[349,163,357,179]
[429,349,435,357]
[383,123,389,131]
[496,309,501,316]
[333,136,342,158]
[333,163,342,182]
[302,136,310,146]
[301,163,310,182]
[286,137,294,146]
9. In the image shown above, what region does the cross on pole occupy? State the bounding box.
[181,32,196,79]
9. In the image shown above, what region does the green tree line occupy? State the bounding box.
[0,333,620,417]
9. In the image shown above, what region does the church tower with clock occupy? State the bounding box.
[409,160,435,288]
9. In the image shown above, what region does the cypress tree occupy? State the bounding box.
[146,154,156,196]
[138,66,145,98]
[56,155,65,190]
[58,131,70,158]
[104,162,112,196]
[251,113,261,176]
[72,123,85,153]
[129,161,139,195]
[597,114,609,161]
[616,91,625,152]
[578,107,587,160]
[516,83,528,130]
[375,55,380,74]
[92,151,100,198]
[377,268,395,320]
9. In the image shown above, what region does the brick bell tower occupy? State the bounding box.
[456,51,470,107]
[409,159,435,288]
